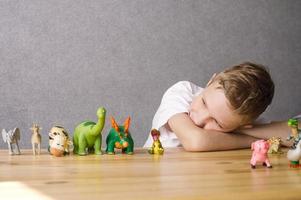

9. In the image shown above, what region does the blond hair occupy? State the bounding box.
[214,62,274,122]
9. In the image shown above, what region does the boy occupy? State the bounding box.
[144,62,299,151]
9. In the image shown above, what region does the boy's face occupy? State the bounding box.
[189,81,245,132]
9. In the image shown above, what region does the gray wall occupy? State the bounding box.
[1,0,301,149]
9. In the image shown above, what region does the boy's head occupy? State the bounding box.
[189,62,274,132]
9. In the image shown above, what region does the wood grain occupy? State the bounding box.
[0,148,300,200]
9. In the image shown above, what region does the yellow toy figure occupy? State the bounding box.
[267,137,283,154]
[148,129,164,155]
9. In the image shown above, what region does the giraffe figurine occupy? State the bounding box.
[30,124,42,155]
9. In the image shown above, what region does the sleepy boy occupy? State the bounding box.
[144,62,299,151]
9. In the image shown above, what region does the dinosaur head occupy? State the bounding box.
[97,107,106,119]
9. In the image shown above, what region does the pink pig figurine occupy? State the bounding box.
[250,140,272,169]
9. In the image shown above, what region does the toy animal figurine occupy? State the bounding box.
[73,107,106,155]
[106,117,134,155]
[250,140,272,169]
[287,118,301,149]
[30,124,42,155]
[267,137,283,154]
[2,128,21,155]
[49,126,73,157]
[50,134,68,157]
[287,139,301,168]
[148,129,164,155]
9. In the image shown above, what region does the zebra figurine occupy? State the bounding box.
[2,128,21,155]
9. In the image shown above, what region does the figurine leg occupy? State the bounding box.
[32,143,36,155]
[127,140,134,155]
[148,148,154,154]
[94,137,102,155]
[8,143,14,155]
[38,143,41,155]
[78,135,87,155]
[15,142,21,155]
[250,160,256,169]
[106,142,115,155]
[264,160,272,168]
[73,142,78,154]
[125,146,134,155]
[158,148,164,155]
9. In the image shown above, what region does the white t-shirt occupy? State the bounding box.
[143,81,203,148]
[143,81,271,148]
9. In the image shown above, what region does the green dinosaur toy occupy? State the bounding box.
[73,107,106,155]
[106,117,134,155]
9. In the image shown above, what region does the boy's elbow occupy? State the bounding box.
[181,134,210,152]
[182,142,201,152]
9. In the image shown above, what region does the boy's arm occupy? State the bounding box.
[168,113,259,152]
[235,121,296,147]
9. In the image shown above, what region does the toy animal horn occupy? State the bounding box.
[111,117,119,132]
[124,117,131,133]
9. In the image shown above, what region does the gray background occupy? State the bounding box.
[0,0,300,149]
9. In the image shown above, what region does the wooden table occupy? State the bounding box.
[0,148,300,200]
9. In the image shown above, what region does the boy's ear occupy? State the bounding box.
[206,73,217,87]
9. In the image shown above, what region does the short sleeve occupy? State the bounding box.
[143,81,203,148]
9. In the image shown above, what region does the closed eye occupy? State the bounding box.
[202,97,222,128]
[202,97,206,107]
[215,120,223,129]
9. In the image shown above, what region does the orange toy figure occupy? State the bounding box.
[148,129,164,155]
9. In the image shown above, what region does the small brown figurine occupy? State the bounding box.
[148,129,164,155]
[30,124,42,155]
[267,137,283,154]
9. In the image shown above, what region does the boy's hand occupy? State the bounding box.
[236,121,293,147]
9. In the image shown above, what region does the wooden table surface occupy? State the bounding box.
[0,148,300,200]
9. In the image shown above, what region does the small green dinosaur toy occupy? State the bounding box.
[73,107,106,155]
[106,117,134,155]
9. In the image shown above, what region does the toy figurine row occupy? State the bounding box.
[3,107,300,168]
[250,118,301,169]
[1,107,164,157]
